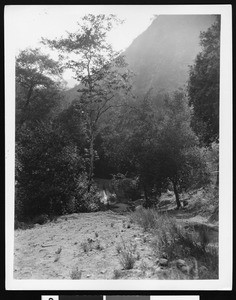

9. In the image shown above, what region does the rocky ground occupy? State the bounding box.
[14,210,158,279]
[14,189,218,280]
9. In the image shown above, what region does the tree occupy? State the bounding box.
[153,91,209,208]
[103,90,209,209]
[15,122,86,220]
[42,14,132,190]
[16,48,64,130]
[15,48,88,221]
[188,16,220,145]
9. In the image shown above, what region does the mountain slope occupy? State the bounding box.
[63,15,216,104]
[124,14,216,95]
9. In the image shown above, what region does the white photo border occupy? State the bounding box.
[5,4,232,290]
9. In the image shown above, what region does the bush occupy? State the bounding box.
[74,174,102,212]
[15,123,86,221]
[131,208,218,279]
[111,173,141,201]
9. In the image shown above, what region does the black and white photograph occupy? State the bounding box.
[5,5,232,290]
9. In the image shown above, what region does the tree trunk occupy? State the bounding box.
[172,180,181,209]
[143,185,150,207]
[87,134,94,192]
[216,170,219,187]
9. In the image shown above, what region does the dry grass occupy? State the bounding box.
[130,207,218,279]
[70,267,82,279]
[129,207,159,231]
[81,241,91,252]
[113,269,123,279]
[117,239,138,270]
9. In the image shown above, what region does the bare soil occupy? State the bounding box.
[14,189,218,280]
[14,210,158,279]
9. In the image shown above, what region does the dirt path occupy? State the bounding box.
[14,211,157,279]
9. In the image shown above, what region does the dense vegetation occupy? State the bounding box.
[15,14,220,225]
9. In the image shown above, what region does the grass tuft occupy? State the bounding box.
[81,241,91,252]
[130,207,218,279]
[70,267,82,279]
[130,207,159,231]
[113,269,123,279]
[117,239,137,270]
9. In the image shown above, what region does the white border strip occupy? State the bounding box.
[5,4,232,290]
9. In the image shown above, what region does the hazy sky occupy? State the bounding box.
[5,5,225,87]
[6,5,160,87]
[6,5,157,53]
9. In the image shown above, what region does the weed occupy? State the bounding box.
[130,207,159,231]
[70,267,82,279]
[119,249,136,269]
[136,252,141,260]
[111,222,114,227]
[95,241,104,251]
[113,269,123,279]
[140,261,148,273]
[81,241,91,253]
[116,244,122,254]
[95,232,99,238]
[198,225,210,250]
[153,216,207,260]
[118,239,137,270]
[131,207,218,279]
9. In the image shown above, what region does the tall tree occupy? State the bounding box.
[16,48,64,130]
[188,16,220,145]
[15,48,87,221]
[103,91,209,209]
[43,14,132,189]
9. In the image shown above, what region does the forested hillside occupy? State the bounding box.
[14,14,220,280]
[64,15,215,105]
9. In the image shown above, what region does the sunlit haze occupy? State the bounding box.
[5,5,225,87]
[6,5,159,87]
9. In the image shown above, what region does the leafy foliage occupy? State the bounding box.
[15,14,215,225]
[111,173,141,201]
[42,14,132,187]
[16,48,64,130]
[188,16,220,145]
[15,123,85,220]
[101,90,209,208]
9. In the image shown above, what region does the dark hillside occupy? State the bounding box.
[124,15,216,95]
[63,15,215,103]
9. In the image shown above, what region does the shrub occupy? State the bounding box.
[14,219,34,230]
[117,240,137,270]
[74,174,102,212]
[15,123,86,221]
[111,173,141,201]
[32,214,49,225]
[151,215,210,260]
[131,208,218,279]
